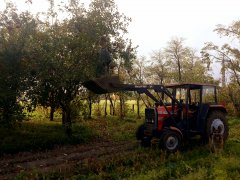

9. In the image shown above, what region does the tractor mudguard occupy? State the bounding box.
[162,126,183,140]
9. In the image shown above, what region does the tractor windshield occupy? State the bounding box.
[161,87,187,105]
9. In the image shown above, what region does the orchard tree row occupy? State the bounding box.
[0,0,135,134]
[1,0,240,134]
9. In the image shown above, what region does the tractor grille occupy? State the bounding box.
[144,108,156,136]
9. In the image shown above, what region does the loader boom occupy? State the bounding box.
[83,76,180,105]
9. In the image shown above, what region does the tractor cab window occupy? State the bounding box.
[176,88,187,104]
[189,89,201,106]
[202,86,216,104]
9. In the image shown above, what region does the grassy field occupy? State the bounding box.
[0,114,240,179]
[0,122,97,154]
[63,117,240,179]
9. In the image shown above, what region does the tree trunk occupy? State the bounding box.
[109,95,115,115]
[104,95,107,117]
[110,103,112,115]
[97,98,101,117]
[65,107,72,136]
[49,92,55,121]
[137,94,141,119]
[119,94,125,119]
[88,96,92,119]
[50,106,54,121]
[177,59,182,83]
[61,104,72,136]
[221,55,226,87]
[62,110,66,125]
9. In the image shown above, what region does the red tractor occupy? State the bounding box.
[83,77,228,152]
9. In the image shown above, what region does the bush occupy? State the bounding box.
[0,97,25,127]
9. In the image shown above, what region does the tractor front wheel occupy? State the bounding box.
[161,130,182,153]
[136,124,151,147]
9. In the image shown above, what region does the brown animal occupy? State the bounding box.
[209,126,224,153]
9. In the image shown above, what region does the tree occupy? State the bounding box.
[29,16,97,134]
[0,2,38,126]
[201,42,228,86]
[113,42,136,119]
[214,22,240,87]
[164,37,188,83]
[146,49,169,84]
[129,56,146,118]
[164,37,213,84]
[202,21,240,114]
[24,0,134,132]
[182,48,214,83]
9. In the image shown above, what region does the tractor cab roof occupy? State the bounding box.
[164,83,217,89]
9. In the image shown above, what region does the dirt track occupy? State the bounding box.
[0,140,137,179]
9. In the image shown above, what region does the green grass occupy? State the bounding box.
[0,114,142,155]
[71,142,240,180]
[73,116,240,180]
[16,117,240,179]
[45,116,240,179]
[82,115,143,141]
[0,112,143,155]
[0,121,96,154]
[4,115,240,179]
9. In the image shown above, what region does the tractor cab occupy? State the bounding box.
[160,83,226,133]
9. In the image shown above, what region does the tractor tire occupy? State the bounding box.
[141,138,151,147]
[136,124,151,147]
[161,130,182,153]
[206,111,229,142]
[136,124,145,140]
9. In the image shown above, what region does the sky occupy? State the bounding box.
[0,0,240,77]
[115,0,240,54]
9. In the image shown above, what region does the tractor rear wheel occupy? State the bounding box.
[161,130,182,153]
[206,111,229,141]
[206,111,228,152]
